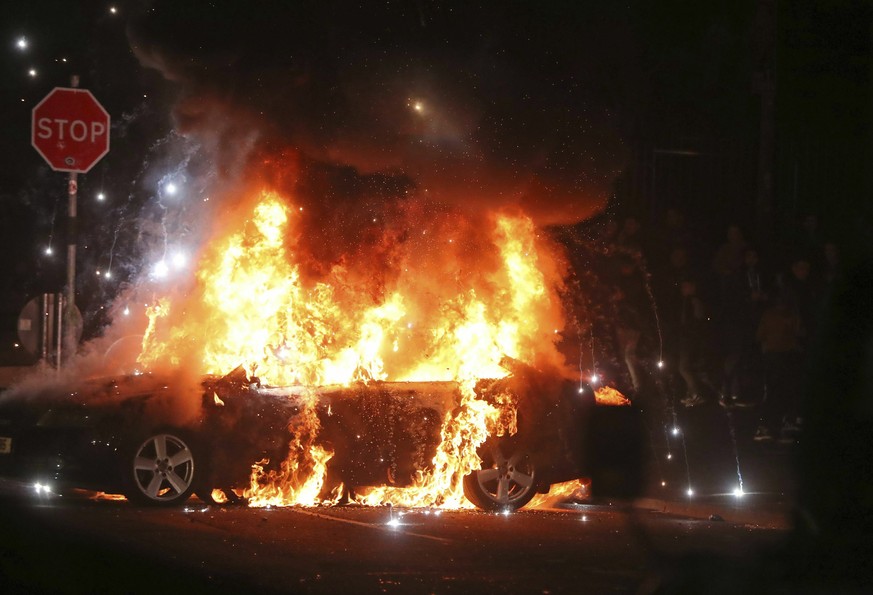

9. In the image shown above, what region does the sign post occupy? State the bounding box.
[31,78,110,364]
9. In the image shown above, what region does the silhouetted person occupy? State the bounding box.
[754,292,803,441]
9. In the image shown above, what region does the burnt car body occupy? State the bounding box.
[0,365,642,511]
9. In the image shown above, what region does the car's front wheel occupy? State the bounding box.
[125,431,198,505]
[463,436,538,511]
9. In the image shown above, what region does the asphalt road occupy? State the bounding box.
[0,490,791,595]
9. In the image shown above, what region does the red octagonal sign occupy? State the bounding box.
[32,87,110,173]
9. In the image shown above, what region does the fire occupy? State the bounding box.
[529,478,591,509]
[594,386,631,406]
[137,188,569,508]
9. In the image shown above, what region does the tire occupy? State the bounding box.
[463,436,538,512]
[125,431,198,506]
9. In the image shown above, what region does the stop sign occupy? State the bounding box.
[32,87,110,173]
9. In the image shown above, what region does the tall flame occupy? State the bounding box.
[138,188,569,508]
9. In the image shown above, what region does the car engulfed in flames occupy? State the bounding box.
[0,362,639,512]
[1,183,644,510]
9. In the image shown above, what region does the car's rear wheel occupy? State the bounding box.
[463,436,538,512]
[125,431,198,505]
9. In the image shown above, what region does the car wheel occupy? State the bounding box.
[463,436,538,511]
[126,431,198,505]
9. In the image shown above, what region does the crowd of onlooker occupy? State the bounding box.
[585,209,843,443]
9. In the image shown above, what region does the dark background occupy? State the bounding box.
[1,0,870,364]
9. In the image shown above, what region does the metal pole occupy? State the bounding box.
[41,293,49,363]
[56,293,64,370]
[64,74,80,363]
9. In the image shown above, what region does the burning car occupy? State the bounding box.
[0,362,640,511]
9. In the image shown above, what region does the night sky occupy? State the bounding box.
[0,1,870,361]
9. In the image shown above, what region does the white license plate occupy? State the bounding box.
[0,436,11,454]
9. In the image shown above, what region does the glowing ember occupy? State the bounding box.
[594,386,631,406]
[529,478,591,508]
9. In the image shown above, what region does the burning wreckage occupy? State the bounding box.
[0,358,641,511]
[0,191,644,511]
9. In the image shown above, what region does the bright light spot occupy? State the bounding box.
[666,453,673,460]
[412,101,424,112]
[96,192,106,201]
[109,6,118,14]
[44,247,53,255]
[28,68,37,77]
[96,270,101,276]
[104,271,112,279]
[123,307,130,316]
[434,510,442,517]
[686,488,694,497]
[386,518,401,528]
[13,343,19,348]
[171,252,187,268]
[671,426,680,436]
[164,182,177,196]
[33,482,51,495]
[577,387,585,394]
[590,374,599,384]
[733,487,745,498]
[152,261,168,278]
[657,360,665,369]
[661,481,667,487]
[16,37,27,50]
[501,509,511,517]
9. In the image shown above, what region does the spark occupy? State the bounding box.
[109,6,118,15]
[44,246,53,255]
[590,374,599,384]
[13,343,20,348]
[580,515,588,522]
[152,261,169,278]
[16,37,27,50]
[28,68,37,78]
[96,192,106,201]
[122,307,130,316]
[657,360,665,369]
[411,100,424,113]
[661,481,667,487]
[171,251,187,269]
[733,487,745,498]
[164,182,178,196]
[386,518,401,527]
[686,488,694,497]
[666,453,673,460]
[104,271,112,279]
[671,426,680,436]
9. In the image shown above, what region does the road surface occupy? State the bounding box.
[0,489,789,594]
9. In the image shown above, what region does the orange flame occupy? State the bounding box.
[138,189,569,508]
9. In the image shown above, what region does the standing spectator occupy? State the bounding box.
[712,224,748,279]
[611,253,652,397]
[721,247,769,407]
[780,256,822,349]
[754,292,804,441]
[616,215,648,263]
[822,241,843,290]
[795,214,825,270]
[676,277,712,407]
[712,227,751,407]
